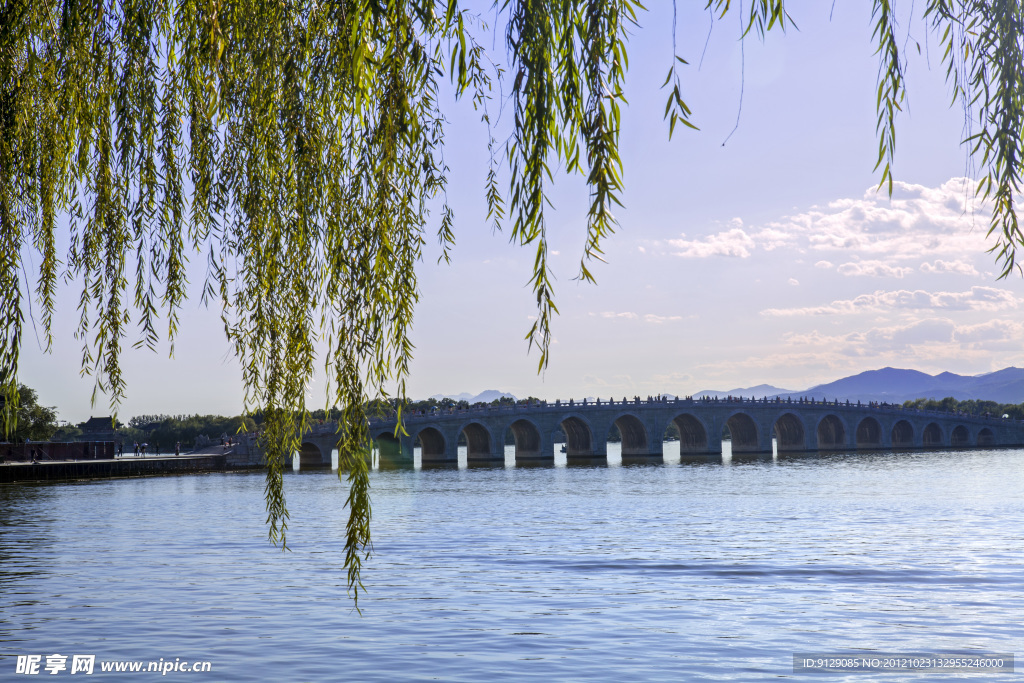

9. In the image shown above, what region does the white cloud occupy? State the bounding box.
[667,228,755,258]
[761,286,1019,317]
[836,260,915,278]
[954,318,1024,344]
[651,371,694,386]
[702,317,1024,384]
[644,314,682,324]
[860,318,957,349]
[781,317,1024,355]
[797,179,989,260]
[920,259,979,276]
[788,278,799,286]
[582,374,636,393]
[591,311,682,324]
[754,227,797,251]
[659,178,993,269]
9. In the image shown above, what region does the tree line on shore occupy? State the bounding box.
[900,397,1024,419]
[119,414,258,450]
[1,386,541,447]
[7,382,1022,447]
[54,413,256,450]
[1,383,258,448]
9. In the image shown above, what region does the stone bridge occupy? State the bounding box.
[295,396,1024,467]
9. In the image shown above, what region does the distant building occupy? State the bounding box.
[79,416,122,443]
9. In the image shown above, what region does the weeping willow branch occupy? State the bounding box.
[926,0,1024,277]
[0,0,472,606]
[2,0,1023,607]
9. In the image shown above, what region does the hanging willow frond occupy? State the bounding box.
[0,0,640,606]
[0,0,480,607]
[925,0,1024,278]
[3,0,1024,608]
[502,0,643,371]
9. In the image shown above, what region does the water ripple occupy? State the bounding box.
[1,448,1022,680]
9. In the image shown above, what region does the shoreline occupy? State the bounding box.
[0,451,261,484]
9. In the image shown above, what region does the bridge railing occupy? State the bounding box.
[358,394,1020,427]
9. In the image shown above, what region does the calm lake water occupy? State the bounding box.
[2,444,1022,681]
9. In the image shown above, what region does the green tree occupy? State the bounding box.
[0,384,58,442]
[2,1,1023,605]
[901,396,1024,418]
[123,413,257,448]
[51,424,83,441]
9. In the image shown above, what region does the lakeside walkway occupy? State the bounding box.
[0,448,252,484]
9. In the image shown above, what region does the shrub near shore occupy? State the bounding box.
[902,397,1024,419]
[118,415,257,451]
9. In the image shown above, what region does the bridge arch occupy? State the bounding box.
[298,441,327,468]
[856,417,882,448]
[923,422,943,447]
[670,413,709,453]
[414,427,446,460]
[772,413,805,452]
[460,422,494,460]
[373,429,399,445]
[611,413,650,456]
[816,414,846,449]
[508,418,543,459]
[373,430,403,466]
[364,400,1024,466]
[559,414,595,457]
[724,412,758,453]
[891,420,913,448]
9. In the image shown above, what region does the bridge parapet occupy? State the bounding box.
[358,395,1024,466]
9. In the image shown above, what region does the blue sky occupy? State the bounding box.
[20,2,1024,422]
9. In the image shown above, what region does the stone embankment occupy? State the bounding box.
[0,438,263,484]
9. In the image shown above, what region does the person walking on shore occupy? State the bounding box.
[133,442,139,457]
[175,442,181,457]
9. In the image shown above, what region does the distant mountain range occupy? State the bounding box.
[431,368,1024,406]
[695,367,1024,404]
[428,390,516,403]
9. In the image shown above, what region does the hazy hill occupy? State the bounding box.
[695,368,1024,404]
[793,367,1024,404]
[694,383,795,400]
[428,390,517,403]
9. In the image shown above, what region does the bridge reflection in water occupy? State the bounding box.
[293,396,1024,468]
